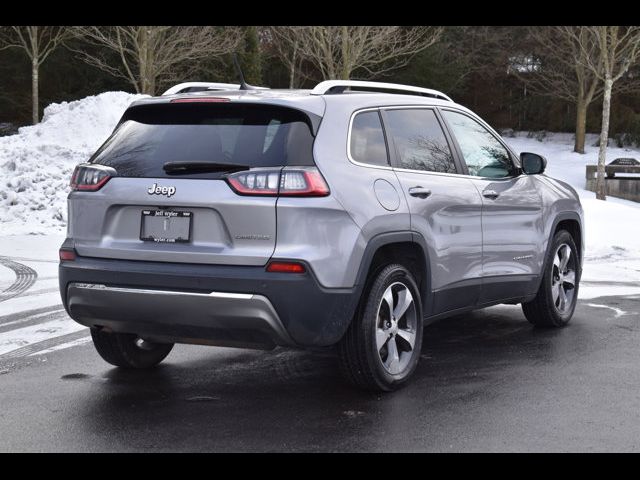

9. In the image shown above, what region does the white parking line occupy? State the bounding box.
[585,303,628,318]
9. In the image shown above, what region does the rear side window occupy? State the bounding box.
[383,109,457,174]
[90,103,318,179]
[349,111,389,166]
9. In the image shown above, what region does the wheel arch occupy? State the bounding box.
[535,211,583,292]
[352,232,432,316]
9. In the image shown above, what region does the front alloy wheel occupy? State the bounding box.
[551,243,577,314]
[522,229,579,327]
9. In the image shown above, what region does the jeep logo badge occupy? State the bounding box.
[147,183,176,197]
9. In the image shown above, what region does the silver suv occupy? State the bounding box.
[59,80,584,391]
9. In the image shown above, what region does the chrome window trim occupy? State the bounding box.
[346,107,394,171]
[346,105,472,179]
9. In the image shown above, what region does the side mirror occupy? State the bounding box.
[520,152,547,175]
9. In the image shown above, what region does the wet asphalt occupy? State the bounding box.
[1,295,640,452]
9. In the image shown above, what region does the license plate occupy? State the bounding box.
[140,210,192,243]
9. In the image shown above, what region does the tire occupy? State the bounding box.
[90,328,174,369]
[338,263,424,392]
[522,229,580,327]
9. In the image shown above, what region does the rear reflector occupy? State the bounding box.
[170,97,231,103]
[226,167,330,197]
[70,164,115,192]
[59,249,76,261]
[266,261,306,273]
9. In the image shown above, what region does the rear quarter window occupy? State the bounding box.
[349,110,389,167]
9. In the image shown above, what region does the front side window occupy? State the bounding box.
[383,109,456,173]
[349,110,388,166]
[441,110,513,178]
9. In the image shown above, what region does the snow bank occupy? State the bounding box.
[0,92,147,235]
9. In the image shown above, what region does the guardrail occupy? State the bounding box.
[585,160,640,202]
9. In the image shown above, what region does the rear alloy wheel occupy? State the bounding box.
[338,264,423,392]
[90,328,174,369]
[376,282,419,375]
[522,229,579,327]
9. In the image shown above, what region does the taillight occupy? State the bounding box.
[226,167,330,197]
[279,168,330,197]
[70,164,116,191]
[227,168,281,195]
[266,261,306,273]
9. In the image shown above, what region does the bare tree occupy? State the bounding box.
[0,26,69,124]
[579,26,640,200]
[267,27,308,88]
[509,27,607,154]
[70,26,243,95]
[282,26,442,81]
[446,26,518,91]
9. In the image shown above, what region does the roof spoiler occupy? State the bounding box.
[162,82,269,96]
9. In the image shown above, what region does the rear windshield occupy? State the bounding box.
[90,103,319,179]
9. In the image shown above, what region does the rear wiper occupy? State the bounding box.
[163,161,250,174]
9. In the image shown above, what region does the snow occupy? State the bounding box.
[0,317,86,356]
[0,92,148,235]
[0,233,65,316]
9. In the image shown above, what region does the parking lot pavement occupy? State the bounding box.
[1,295,639,452]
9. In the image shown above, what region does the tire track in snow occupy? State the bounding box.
[0,257,38,302]
[0,304,63,326]
[0,308,66,333]
[0,259,92,359]
[0,329,90,361]
[0,316,88,361]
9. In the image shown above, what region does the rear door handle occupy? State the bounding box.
[483,189,499,199]
[408,186,432,199]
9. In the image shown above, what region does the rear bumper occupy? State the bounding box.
[59,255,359,349]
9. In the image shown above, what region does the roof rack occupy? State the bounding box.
[310,80,452,102]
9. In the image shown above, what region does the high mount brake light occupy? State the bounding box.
[170,98,231,103]
[70,164,116,192]
[226,167,330,197]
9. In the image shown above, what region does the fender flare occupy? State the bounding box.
[352,231,432,311]
[534,211,583,292]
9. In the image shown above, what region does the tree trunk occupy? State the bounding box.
[595,77,613,201]
[31,58,39,125]
[289,46,297,89]
[340,26,350,79]
[138,27,154,95]
[574,100,588,154]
